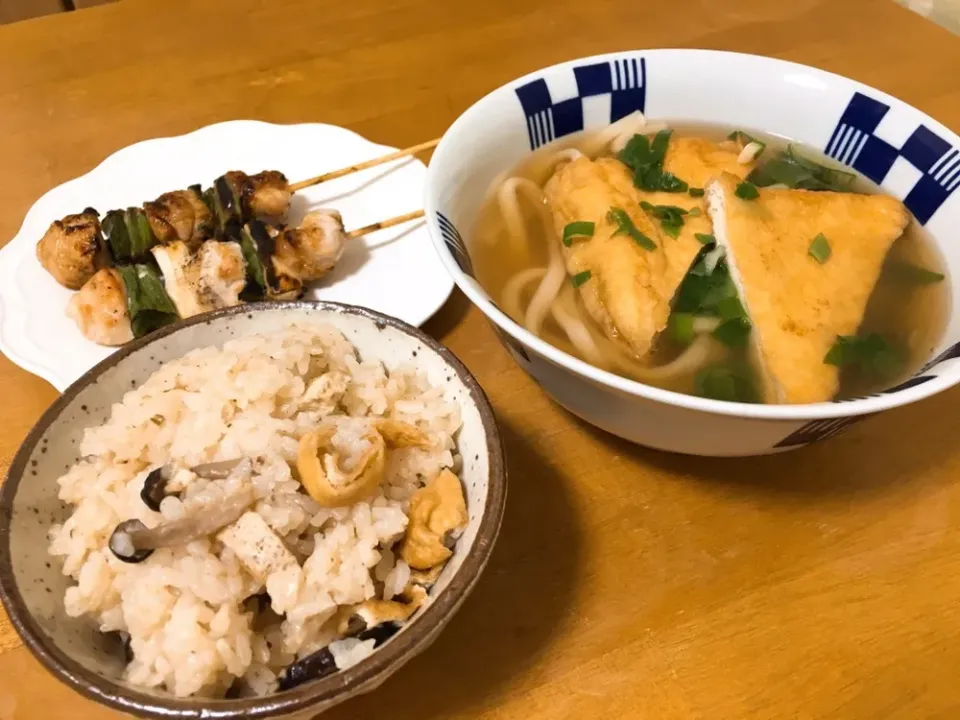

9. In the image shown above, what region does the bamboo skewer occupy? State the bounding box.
[345,209,425,240]
[289,138,440,193]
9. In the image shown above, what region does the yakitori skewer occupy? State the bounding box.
[67,207,426,347]
[344,209,426,240]
[37,140,440,291]
[36,137,437,348]
[289,138,440,192]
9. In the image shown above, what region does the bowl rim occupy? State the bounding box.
[0,300,508,719]
[424,48,960,421]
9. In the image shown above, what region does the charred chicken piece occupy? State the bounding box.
[222,170,292,219]
[36,208,109,289]
[143,188,214,248]
[66,268,134,346]
[274,210,347,283]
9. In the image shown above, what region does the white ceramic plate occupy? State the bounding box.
[0,121,453,391]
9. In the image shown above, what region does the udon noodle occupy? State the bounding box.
[471,112,950,403]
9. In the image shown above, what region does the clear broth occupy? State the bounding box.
[470,122,951,403]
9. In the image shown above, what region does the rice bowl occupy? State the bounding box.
[0,303,506,718]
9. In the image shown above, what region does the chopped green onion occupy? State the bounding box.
[688,187,705,197]
[712,289,752,348]
[694,363,758,403]
[639,202,688,239]
[674,258,738,315]
[808,233,831,264]
[116,264,179,338]
[747,145,856,191]
[562,221,595,247]
[888,260,946,285]
[571,270,592,288]
[650,129,671,162]
[669,312,695,346]
[657,171,689,193]
[687,207,702,217]
[607,207,656,250]
[713,317,751,348]
[824,333,902,377]
[617,130,689,193]
[729,131,767,159]
[734,181,760,200]
[717,295,746,321]
[695,233,716,245]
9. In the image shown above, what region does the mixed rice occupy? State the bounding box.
[47,324,466,697]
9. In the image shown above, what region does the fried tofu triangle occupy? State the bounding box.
[544,157,698,359]
[543,137,753,360]
[705,172,909,404]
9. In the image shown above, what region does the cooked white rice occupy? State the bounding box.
[47,324,462,697]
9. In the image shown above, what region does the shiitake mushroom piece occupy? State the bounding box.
[355,621,401,646]
[276,646,337,691]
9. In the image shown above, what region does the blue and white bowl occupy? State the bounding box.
[424,50,960,456]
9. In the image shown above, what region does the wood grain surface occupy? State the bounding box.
[2,0,960,718]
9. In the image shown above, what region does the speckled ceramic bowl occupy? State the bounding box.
[0,302,507,719]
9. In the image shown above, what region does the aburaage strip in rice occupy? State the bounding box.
[47,324,463,697]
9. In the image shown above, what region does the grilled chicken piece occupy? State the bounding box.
[706,172,909,404]
[151,240,246,319]
[274,210,346,282]
[36,209,109,290]
[143,189,214,248]
[256,223,305,301]
[198,240,246,308]
[67,268,133,346]
[248,170,292,218]
[223,170,292,219]
[151,242,204,318]
[266,265,303,300]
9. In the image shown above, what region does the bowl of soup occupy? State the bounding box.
[424,50,960,456]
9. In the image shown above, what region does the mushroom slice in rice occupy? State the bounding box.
[398,469,468,570]
[140,459,245,511]
[191,458,246,479]
[109,460,255,563]
[140,467,177,512]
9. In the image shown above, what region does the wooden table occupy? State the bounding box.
[2,0,960,717]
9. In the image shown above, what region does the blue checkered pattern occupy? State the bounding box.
[826,92,960,225]
[436,212,473,277]
[514,57,647,150]
[774,416,873,448]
